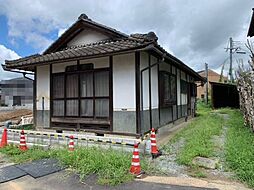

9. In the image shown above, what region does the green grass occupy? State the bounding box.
[163,104,254,187]
[0,144,51,163]
[176,113,224,165]
[196,100,212,115]
[163,102,224,166]
[225,109,254,188]
[0,145,151,185]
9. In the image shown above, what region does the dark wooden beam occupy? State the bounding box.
[148,54,152,129]
[33,66,37,127]
[109,56,113,132]
[180,70,182,117]
[51,117,110,125]
[157,57,161,125]
[77,60,81,118]
[49,64,52,128]
[135,52,141,134]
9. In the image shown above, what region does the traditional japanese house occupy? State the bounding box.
[3,14,204,137]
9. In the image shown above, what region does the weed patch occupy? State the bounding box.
[163,102,224,166]
[0,145,152,185]
[225,110,254,188]
[175,114,223,165]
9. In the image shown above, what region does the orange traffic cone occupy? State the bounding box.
[19,130,28,151]
[0,128,8,148]
[130,143,144,177]
[69,135,74,151]
[150,128,162,159]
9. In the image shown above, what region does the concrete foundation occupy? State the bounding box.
[113,111,136,134]
[36,110,50,129]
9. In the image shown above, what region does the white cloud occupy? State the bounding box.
[0,0,253,72]
[0,44,22,80]
[58,28,67,37]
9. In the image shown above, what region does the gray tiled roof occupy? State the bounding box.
[5,37,154,68]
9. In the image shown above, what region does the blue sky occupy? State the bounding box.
[0,0,252,80]
[0,15,37,57]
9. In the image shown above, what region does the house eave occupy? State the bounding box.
[3,45,150,71]
[247,8,254,37]
[145,45,205,82]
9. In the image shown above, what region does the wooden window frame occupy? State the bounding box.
[51,66,110,120]
[159,71,177,107]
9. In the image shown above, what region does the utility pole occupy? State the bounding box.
[205,63,208,104]
[229,37,233,83]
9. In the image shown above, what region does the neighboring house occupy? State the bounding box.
[3,14,204,136]
[210,82,239,109]
[248,8,254,37]
[0,77,33,107]
[196,69,227,99]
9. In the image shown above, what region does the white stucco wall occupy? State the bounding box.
[37,65,50,110]
[150,55,158,109]
[80,57,109,68]
[180,70,187,105]
[52,61,77,73]
[52,57,109,74]
[140,52,149,110]
[181,94,188,104]
[113,53,135,111]
[67,29,109,47]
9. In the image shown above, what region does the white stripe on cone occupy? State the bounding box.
[134,148,139,152]
[132,155,139,159]
[131,162,140,166]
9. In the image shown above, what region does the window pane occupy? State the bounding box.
[81,99,93,116]
[181,80,188,94]
[66,65,78,72]
[95,99,109,117]
[53,100,64,116]
[80,73,93,97]
[170,75,177,102]
[66,100,78,116]
[53,75,64,98]
[66,74,78,98]
[80,64,93,70]
[163,74,170,101]
[95,71,109,96]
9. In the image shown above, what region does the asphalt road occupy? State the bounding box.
[0,170,217,190]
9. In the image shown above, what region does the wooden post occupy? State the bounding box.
[205,63,208,104]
